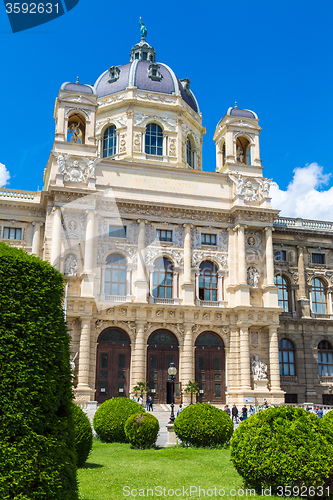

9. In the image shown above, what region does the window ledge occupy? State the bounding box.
[98,294,132,303]
[196,300,225,308]
[280,376,298,383]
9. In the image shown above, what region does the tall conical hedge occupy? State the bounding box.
[0,243,78,499]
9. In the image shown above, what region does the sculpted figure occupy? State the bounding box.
[251,355,268,380]
[139,18,147,38]
[64,255,78,276]
[68,122,81,143]
[228,172,245,196]
[256,177,273,198]
[236,146,245,164]
[247,267,259,288]
[56,152,66,173]
[87,158,96,178]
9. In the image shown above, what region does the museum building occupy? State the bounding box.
[1,34,333,407]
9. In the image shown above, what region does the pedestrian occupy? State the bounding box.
[305,405,310,411]
[242,404,248,420]
[317,407,324,419]
[177,404,183,416]
[249,405,255,416]
[231,404,238,423]
[138,394,143,406]
[263,399,268,409]
[146,394,150,411]
[149,396,153,412]
[224,404,231,417]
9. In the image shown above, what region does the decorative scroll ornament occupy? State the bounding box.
[247,267,260,288]
[251,355,268,380]
[192,251,227,269]
[64,254,78,276]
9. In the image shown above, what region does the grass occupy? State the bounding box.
[78,440,281,499]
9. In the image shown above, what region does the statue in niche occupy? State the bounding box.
[251,355,268,380]
[139,17,147,38]
[64,255,78,276]
[247,267,259,288]
[68,122,81,143]
[236,146,245,164]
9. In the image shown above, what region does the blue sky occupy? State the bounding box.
[0,0,333,219]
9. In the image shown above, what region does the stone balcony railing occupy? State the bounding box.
[98,294,132,303]
[149,297,180,305]
[274,217,333,232]
[0,188,40,201]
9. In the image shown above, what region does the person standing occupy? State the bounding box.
[242,405,248,420]
[177,404,183,416]
[138,394,143,406]
[146,394,150,411]
[232,404,238,423]
[317,407,324,419]
[224,405,231,417]
[149,396,153,412]
[249,405,255,416]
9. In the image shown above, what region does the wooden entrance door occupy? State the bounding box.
[195,332,225,403]
[96,328,131,403]
[147,329,179,403]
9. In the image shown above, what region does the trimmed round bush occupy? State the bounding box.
[230,406,333,493]
[0,243,78,499]
[93,398,144,443]
[173,403,233,447]
[72,403,93,467]
[125,412,159,449]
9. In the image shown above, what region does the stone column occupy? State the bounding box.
[50,207,62,269]
[130,322,147,392]
[218,271,224,302]
[183,224,192,283]
[239,326,251,390]
[31,222,42,257]
[76,317,93,401]
[81,210,95,297]
[227,328,240,399]
[268,326,281,391]
[173,271,179,299]
[181,325,195,404]
[226,130,234,162]
[237,225,247,284]
[265,227,274,286]
[135,220,148,302]
[297,246,311,317]
[182,224,195,305]
[176,117,183,165]
[126,109,134,157]
[227,228,235,285]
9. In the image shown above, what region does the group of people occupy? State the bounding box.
[224,399,269,423]
[306,405,324,418]
[132,394,154,411]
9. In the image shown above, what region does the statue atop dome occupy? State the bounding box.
[139,17,147,39]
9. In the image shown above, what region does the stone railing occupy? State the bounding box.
[0,188,39,201]
[274,217,333,232]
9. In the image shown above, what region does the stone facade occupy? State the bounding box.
[1,37,332,407]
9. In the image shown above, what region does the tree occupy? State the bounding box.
[0,243,78,499]
[184,381,200,405]
[132,381,150,398]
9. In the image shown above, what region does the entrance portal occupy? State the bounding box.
[96,328,131,403]
[147,329,179,403]
[195,332,225,403]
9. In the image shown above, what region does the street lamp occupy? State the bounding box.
[168,362,177,424]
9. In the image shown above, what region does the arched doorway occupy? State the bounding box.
[96,328,131,403]
[195,332,225,403]
[147,329,179,404]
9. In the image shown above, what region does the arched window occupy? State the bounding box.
[153,257,173,299]
[145,123,163,156]
[105,254,126,296]
[103,125,117,158]
[312,278,327,314]
[186,137,194,168]
[275,275,291,312]
[278,339,296,376]
[199,261,218,301]
[318,340,333,376]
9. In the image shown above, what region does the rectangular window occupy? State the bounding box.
[3,227,22,240]
[201,233,217,245]
[285,393,298,404]
[274,250,287,261]
[312,253,325,264]
[157,229,172,242]
[109,225,126,238]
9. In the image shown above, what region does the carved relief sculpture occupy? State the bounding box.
[247,267,260,288]
[251,355,268,380]
[64,254,78,276]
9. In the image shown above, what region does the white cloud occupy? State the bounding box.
[0,163,10,187]
[270,163,333,222]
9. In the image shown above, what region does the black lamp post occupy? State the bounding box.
[168,362,177,424]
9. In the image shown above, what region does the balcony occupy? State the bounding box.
[196,300,224,308]
[280,376,298,384]
[149,297,179,305]
[98,295,132,303]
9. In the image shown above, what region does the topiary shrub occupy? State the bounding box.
[124,412,159,449]
[93,397,144,443]
[173,403,233,447]
[0,243,78,499]
[230,406,333,493]
[72,403,93,467]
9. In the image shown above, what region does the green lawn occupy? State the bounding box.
[78,441,280,499]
